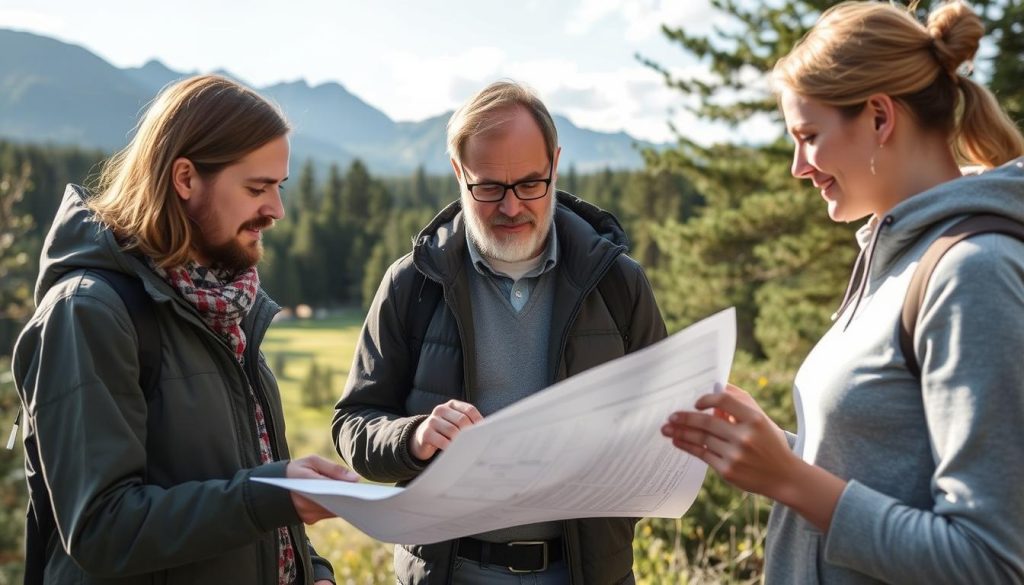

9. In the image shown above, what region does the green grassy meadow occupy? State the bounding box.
[264,310,363,459]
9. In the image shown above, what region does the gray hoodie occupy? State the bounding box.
[764,158,1024,584]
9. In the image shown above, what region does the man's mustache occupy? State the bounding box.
[491,213,534,227]
[240,217,274,232]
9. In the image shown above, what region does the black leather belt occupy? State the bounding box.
[457,537,564,573]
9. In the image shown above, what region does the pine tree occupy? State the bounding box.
[341,159,372,218]
[361,208,433,308]
[978,0,1024,124]
[0,163,33,325]
[320,163,344,223]
[294,159,317,215]
[411,165,434,208]
[340,159,395,304]
[564,164,579,196]
[287,162,328,305]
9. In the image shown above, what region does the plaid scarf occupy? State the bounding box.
[151,260,297,584]
[151,261,259,361]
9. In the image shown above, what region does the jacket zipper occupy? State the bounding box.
[443,284,474,406]
[440,282,466,584]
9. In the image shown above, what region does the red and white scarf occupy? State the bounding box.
[152,261,259,361]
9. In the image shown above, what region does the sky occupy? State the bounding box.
[0,0,780,145]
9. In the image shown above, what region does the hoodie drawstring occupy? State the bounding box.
[832,245,868,322]
[6,408,20,450]
[835,215,895,331]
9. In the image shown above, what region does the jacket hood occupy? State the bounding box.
[411,190,629,286]
[34,184,153,305]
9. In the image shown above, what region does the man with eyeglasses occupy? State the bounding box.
[333,80,667,584]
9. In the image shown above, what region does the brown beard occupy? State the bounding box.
[190,201,272,274]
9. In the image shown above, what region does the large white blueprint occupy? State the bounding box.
[255,308,736,544]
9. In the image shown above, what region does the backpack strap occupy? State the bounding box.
[597,255,633,352]
[405,274,444,386]
[900,214,1024,378]
[89,269,163,397]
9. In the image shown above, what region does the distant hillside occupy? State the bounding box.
[0,28,662,174]
[0,29,149,149]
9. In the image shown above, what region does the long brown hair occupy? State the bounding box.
[89,75,290,268]
[773,1,1023,168]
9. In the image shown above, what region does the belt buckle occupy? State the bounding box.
[506,540,548,573]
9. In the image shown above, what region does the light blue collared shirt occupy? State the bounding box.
[466,224,559,312]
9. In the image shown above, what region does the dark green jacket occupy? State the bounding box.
[12,185,333,584]
[333,192,668,585]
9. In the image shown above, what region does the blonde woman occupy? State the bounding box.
[662,2,1024,583]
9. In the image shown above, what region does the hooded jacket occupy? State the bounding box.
[765,158,1024,584]
[333,192,668,585]
[12,185,333,584]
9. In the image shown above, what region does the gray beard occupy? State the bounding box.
[463,199,555,263]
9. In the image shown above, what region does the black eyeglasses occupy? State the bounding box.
[460,157,554,203]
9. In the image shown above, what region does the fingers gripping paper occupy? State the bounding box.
[256,308,736,544]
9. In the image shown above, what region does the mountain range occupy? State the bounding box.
[0,28,661,175]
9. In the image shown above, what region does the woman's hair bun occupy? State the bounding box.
[926,1,984,74]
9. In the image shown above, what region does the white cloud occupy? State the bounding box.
[542,60,780,146]
[566,0,718,42]
[565,0,621,36]
[365,46,778,146]
[521,62,722,143]
[504,58,581,88]
[547,86,612,110]
[371,46,507,121]
[0,9,66,35]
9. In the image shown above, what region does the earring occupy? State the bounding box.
[870,143,884,176]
